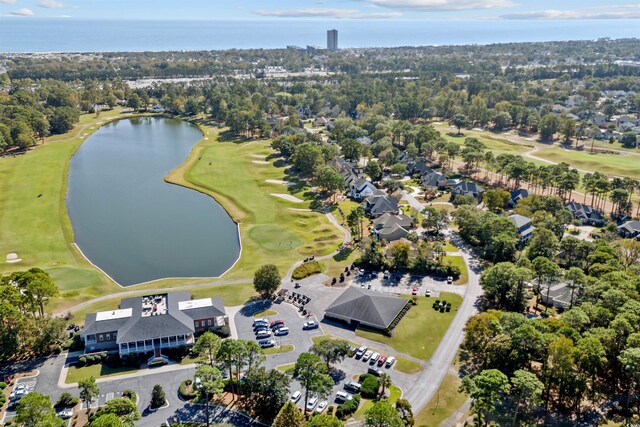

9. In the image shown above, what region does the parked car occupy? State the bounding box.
[447,276,453,284]
[274,327,289,336]
[411,287,418,295]
[335,391,353,402]
[253,318,268,325]
[368,367,382,376]
[369,352,380,364]
[385,356,396,368]
[270,320,285,329]
[57,409,73,419]
[315,400,328,413]
[306,395,319,411]
[290,391,301,403]
[258,339,275,348]
[303,321,319,330]
[10,389,29,401]
[254,324,269,332]
[383,271,390,280]
[425,289,431,297]
[344,382,362,393]
[256,331,272,339]
[378,355,387,366]
[362,350,373,361]
[355,346,367,358]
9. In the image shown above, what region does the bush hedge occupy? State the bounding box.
[336,394,360,419]
[292,261,322,280]
[213,325,231,338]
[359,374,379,399]
[179,380,197,401]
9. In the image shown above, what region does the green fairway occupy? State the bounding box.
[434,125,532,155]
[534,147,640,179]
[248,225,303,251]
[356,294,462,361]
[0,109,136,311]
[166,130,345,282]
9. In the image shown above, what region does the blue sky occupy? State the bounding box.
[1,0,639,20]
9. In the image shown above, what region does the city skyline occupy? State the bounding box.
[1,0,639,21]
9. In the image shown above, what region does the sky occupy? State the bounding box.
[1,0,639,20]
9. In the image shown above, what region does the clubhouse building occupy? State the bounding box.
[324,286,411,332]
[81,292,227,357]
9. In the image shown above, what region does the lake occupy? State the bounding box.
[66,117,241,286]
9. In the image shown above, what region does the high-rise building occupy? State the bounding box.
[327,29,338,51]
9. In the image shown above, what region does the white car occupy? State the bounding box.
[10,389,29,401]
[355,346,367,358]
[255,330,272,339]
[290,391,301,403]
[362,350,373,361]
[57,409,73,419]
[315,400,328,413]
[306,395,318,411]
[385,356,396,368]
[369,352,380,364]
[253,318,268,325]
[274,327,289,336]
[258,339,275,348]
[335,391,353,402]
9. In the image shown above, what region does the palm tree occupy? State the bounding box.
[378,373,392,399]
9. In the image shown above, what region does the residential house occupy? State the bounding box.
[81,292,227,357]
[509,214,535,244]
[422,172,455,191]
[313,117,330,127]
[363,192,400,217]
[410,161,434,177]
[618,220,640,239]
[452,181,484,201]
[565,201,607,226]
[508,189,529,208]
[350,178,378,200]
[372,213,413,242]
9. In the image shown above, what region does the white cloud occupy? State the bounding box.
[0,0,18,5]
[38,0,66,8]
[364,0,516,11]
[502,6,640,20]
[10,7,35,15]
[255,8,402,19]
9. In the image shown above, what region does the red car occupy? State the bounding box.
[411,287,418,295]
[377,355,387,367]
[270,320,285,329]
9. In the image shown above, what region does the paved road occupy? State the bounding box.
[403,231,483,412]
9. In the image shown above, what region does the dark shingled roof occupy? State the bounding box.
[116,292,195,344]
[180,297,226,320]
[83,314,129,337]
[324,287,409,330]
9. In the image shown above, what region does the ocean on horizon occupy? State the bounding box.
[0,18,638,53]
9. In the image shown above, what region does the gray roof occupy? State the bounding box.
[453,181,483,195]
[372,213,413,230]
[180,297,226,320]
[324,287,409,330]
[619,220,640,234]
[82,314,129,337]
[365,195,399,216]
[509,214,532,229]
[116,292,195,343]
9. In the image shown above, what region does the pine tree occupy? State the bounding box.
[273,401,306,427]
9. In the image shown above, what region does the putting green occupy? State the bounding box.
[248,225,303,251]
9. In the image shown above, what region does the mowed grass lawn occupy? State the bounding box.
[443,255,468,285]
[356,293,462,361]
[355,385,402,419]
[66,363,138,384]
[534,147,640,179]
[166,131,345,281]
[415,372,468,426]
[433,125,532,156]
[0,109,133,311]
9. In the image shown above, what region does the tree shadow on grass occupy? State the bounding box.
[217,130,253,144]
[333,247,354,262]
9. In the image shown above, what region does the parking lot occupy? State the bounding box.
[234,297,420,415]
[351,270,468,298]
[2,376,38,423]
